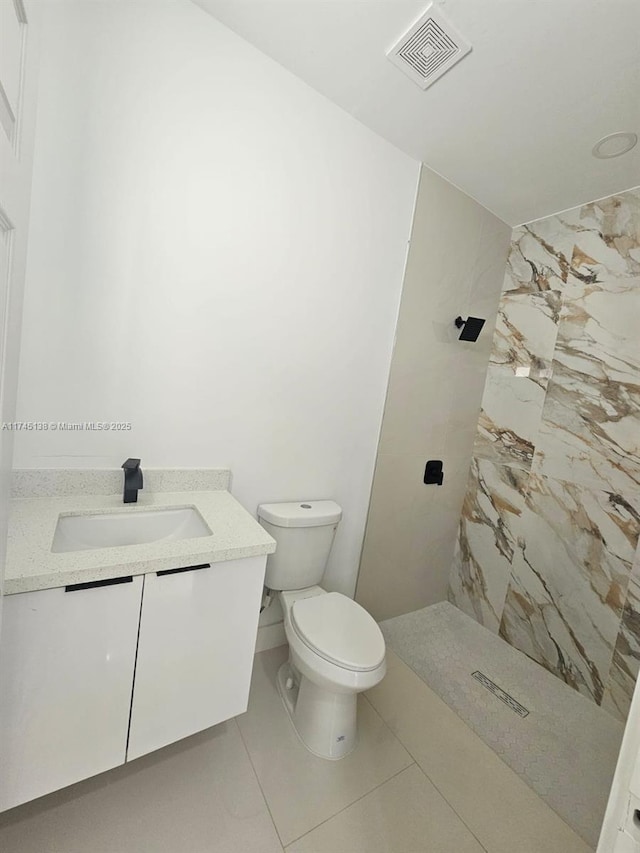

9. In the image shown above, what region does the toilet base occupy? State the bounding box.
[277,661,357,760]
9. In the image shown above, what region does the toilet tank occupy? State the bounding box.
[257,501,342,591]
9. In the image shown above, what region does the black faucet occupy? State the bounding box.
[122,458,143,503]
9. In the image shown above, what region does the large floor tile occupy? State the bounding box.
[238,646,413,846]
[366,651,593,853]
[0,721,283,853]
[286,764,484,853]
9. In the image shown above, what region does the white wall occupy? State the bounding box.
[0,0,42,614]
[356,167,511,621]
[14,0,419,596]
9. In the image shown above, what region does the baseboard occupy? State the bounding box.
[255,620,287,653]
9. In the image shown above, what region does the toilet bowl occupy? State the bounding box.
[257,500,386,760]
[277,586,386,759]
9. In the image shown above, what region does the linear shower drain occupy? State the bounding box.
[472,671,529,718]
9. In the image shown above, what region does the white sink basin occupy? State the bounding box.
[51,507,212,553]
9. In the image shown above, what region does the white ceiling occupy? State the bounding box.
[190,0,640,225]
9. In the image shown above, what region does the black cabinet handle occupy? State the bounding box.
[156,563,211,577]
[65,576,133,592]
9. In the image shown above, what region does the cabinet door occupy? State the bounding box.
[127,556,266,761]
[0,576,143,811]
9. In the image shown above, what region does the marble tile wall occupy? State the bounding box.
[449,187,640,720]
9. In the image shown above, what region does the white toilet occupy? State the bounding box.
[257,500,386,760]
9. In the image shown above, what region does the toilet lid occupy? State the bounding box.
[291,592,385,672]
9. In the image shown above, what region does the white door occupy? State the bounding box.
[127,557,266,761]
[0,0,42,619]
[0,576,143,811]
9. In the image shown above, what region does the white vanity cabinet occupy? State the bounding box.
[0,555,267,811]
[0,576,143,812]
[127,556,266,760]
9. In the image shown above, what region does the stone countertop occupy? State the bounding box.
[5,490,276,595]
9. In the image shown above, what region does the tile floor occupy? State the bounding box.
[0,645,596,852]
[381,602,623,847]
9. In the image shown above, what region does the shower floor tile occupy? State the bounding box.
[379,602,623,848]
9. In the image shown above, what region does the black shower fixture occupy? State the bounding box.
[455,315,486,342]
[424,460,444,486]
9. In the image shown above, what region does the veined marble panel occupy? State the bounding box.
[449,459,528,633]
[602,579,640,721]
[557,273,640,380]
[603,543,640,721]
[450,186,640,710]
[499,475,640,704]
[563,189,640,297]
[473,367,546,469]
[489,290,561,377]
[502,218,574,295]
[532,274,640,493]
[532,360,640,494]
[532,190,640,493]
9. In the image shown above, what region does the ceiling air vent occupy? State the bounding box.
[387,3,472,90]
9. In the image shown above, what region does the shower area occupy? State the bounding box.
[356,169,640,850]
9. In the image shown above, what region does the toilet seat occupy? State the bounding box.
[291,592,385,672]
